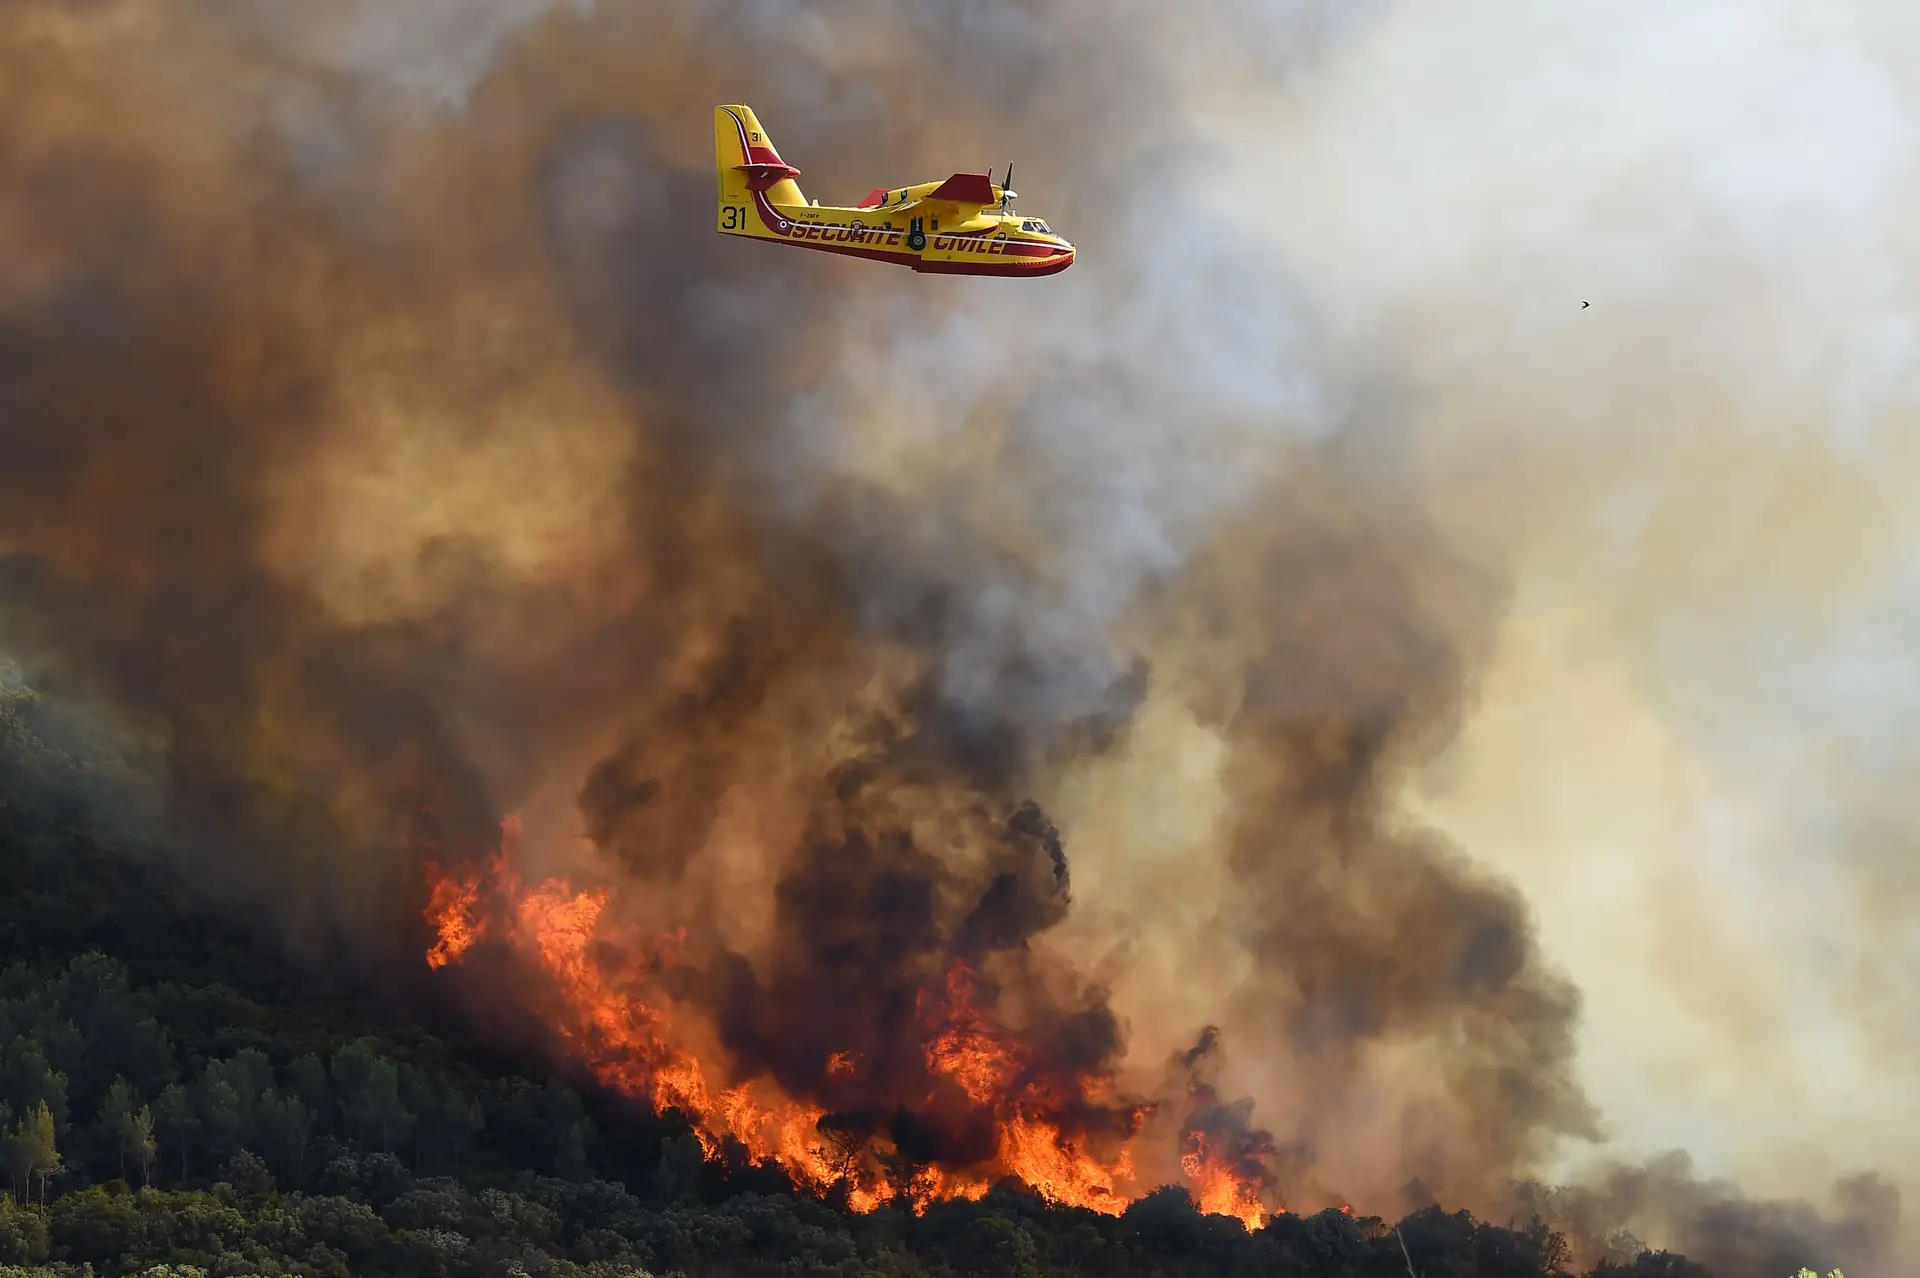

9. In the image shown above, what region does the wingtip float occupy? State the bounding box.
[714,104,1075,278]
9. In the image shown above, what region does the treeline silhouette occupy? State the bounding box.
[0,669,1715,1277]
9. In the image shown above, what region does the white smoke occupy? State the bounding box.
[1202,0,1920,1247]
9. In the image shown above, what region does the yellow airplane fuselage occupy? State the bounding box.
[714,105,1075,277]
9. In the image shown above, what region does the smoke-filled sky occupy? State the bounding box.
[2,1,1915,1272]
[1235,0,1920,1206]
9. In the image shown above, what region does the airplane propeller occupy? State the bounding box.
[1000,163,1016,209]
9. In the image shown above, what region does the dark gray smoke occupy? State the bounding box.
[0,0,1903,1259]
[1508,1155,1901,1276]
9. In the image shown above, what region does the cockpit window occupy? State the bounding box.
[1021,220,1034,231]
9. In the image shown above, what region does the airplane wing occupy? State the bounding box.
[907,172,999,221]
[926,172,996,205]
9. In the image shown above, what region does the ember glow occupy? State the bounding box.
[424,819,1274,1222]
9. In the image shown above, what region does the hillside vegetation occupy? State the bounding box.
[0,671,1714,1278]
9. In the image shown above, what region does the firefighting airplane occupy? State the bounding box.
[714,104,1075,277]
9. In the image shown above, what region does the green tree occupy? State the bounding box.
[51,952,175,1101]
[0,1191,50,1264]
[128,1104,157,1187]
[946,1212,1041,1278]
[154,1083,197,1181]
[94,1078,156,1186]
[555,1118,590,1183]
[327,1042,375,1116]
[332,1040,415,1154]
[0,1041,68,1143]
[44,1186,144,1267]
[223,1148,274,1202]
[256,1090,314,1182]
[5,1103,60,1204]
[286,1054,332,1135]
[400,1065,484,1175]
[426,1092,484,1175]
[196,1050,269,1162]
[197,1073,245,1163]
[294,1194,388,1261]
[95,1080,134,1181]
[346,1058,413,1157]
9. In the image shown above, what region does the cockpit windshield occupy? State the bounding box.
[1019,218,1053,234]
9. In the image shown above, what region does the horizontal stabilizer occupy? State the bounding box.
[735,160,803,192]
[927,172,996,204]
[724,111,802,192]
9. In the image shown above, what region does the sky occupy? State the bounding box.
[1222,0,1920,1202]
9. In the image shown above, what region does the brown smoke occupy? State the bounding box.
[0,0,1903,1260]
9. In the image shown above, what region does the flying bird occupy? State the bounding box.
[1581,300,1590,308]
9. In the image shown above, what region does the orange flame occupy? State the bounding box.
[421,830,881,1200]
[1179,1131,1267,1230]
[423,862,485,968]
[917,962,1145,1215]
[421,819,1291,1225]
[998,1113,1131,1214]
[920,963,1029,1106]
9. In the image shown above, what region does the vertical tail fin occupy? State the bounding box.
[714,104,804,234]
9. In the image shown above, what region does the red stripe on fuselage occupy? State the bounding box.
[749,190,920,265]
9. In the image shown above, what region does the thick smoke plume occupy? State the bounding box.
[1506,1157,1902,1278]
[1,0,1908,1267]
